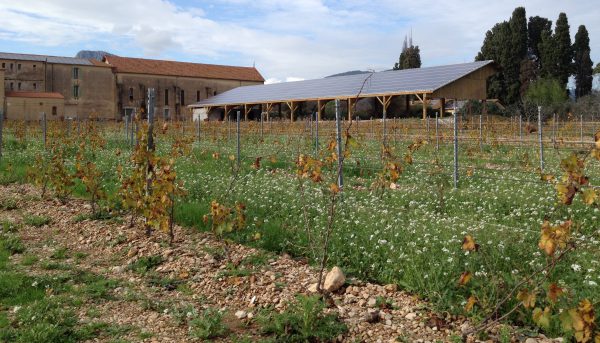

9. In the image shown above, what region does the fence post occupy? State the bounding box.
[335,100,343,191]
[147,88,156,151]
[370,116,374,140]
[261,112,264,140]
[236,110,241,168]
[315,111,319,156]
[125,114,129,143]
[0,109,3,159]
[382,108,387,146]
[538,106,544,172]
[196,117,201,143]
[42,112,47,149]
[519,114,522,145]
[479,114,483,152]
[580,114,584,146]
[552,112,557,148]
[453,110,458,189]
[226,115,230,141]
[435,111,439,152]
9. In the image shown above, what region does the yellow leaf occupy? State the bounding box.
[464,295,477,312]
[329,183,340,194]
[533,307,551,329]
[517,289,536,309]
[458,271,472,286]
[462,235,478,251]
[582,189,597,205]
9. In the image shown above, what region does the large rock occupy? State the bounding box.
[323,266,346,292]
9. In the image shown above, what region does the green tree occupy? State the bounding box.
[524,78,568,107]
[506,7,528,104]
[539,28,558,79]
[476,7,528,104]
[528,16,552,59]
[573,25,594,98]
[553,12,573,88]
[594,63,600,75]
[394,34,421,70]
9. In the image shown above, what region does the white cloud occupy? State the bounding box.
[0,0,598,82]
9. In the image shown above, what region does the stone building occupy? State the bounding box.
[5,91,65,121]
[1,52,264,120]
[103,55,264,120]
[0,68,4,115]
[1,52,115,119]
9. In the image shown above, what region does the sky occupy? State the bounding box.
[0,0,598,84]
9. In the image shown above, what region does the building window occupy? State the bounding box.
[73,85,80,99]
[10,63,13,70]
[33,64,36,69]
[18,82,21,90]
[1,63,4,68]
[73,67,79,79]
[214,91,217,96]
[17,64,21,70]
[180,90,185,106]
[163,108,170,120]
[128,87,134,101]
[164,89,169,106]
[52,106,57,116]
[10,82,13,90]
[196,90,200,102]
[33,83,37,90]
[205,87,211,98]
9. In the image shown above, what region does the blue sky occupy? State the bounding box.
[0,0,598,83]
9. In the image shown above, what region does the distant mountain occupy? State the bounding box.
[75,50,113,61]
[326,70,371,78]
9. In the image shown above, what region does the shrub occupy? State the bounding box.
[257,295,347,342]
[189,308,229,339]
[23,214,52,227]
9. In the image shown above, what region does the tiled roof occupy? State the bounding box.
[103,56,264,82]
[0,52,94,66]
[6,91,65,99]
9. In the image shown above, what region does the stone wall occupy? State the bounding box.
[5,96,65,121]
[116,73,262,120]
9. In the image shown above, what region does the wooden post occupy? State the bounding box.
[440,98,445,118]
[287,101,296,122]
[348,98,354,121]
[244,104,249,121]
[422,93,428,120]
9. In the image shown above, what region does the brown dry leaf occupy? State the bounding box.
[462,235,478,251]
[458,271,472,286]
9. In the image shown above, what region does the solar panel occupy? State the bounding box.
[0,52,93,66]
[191,60,494,107]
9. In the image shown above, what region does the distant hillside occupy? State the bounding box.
[326,70,371,78]
[75,50,113,61]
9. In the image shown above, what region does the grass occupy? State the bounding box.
[127,255,163,274]
[0,197,18,210]
[23,214,52,227]
[1,118,599,335]
[1,219,21,233]
[257,295,347,342]
[188,307,229,340]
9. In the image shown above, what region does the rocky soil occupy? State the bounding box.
[0,184,561,342]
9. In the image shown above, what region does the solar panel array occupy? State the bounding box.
[0,52,94,66]
[191,60,494,107]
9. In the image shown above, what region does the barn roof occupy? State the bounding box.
[190,60,495,108]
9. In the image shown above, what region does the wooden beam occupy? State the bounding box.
[244,104,251,121]
[422,93,428,119]
[414,93,423,103]
[286,101,297,122]
[224,105,229,121]
[317,99,326,121]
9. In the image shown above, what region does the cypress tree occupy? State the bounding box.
[506,7,528,104]
[553,13,573,88]
[573,25,594,98]
[528,16,552,59]
[394,34,421,70]
[538,28,558,79]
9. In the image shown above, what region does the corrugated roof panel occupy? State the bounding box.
[191,61,494,107]
[0,52,93,66]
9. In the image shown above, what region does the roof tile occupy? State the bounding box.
[104,56,264,82]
